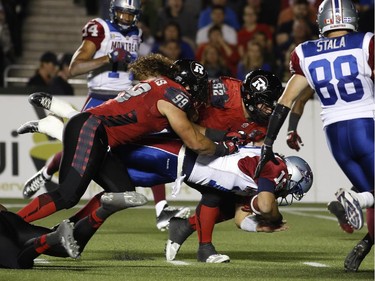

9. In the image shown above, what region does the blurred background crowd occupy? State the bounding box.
[0,0,373,94]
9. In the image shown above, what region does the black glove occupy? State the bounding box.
[286,130,304,151]
[254,144,279,178]
[108,48,132,64]
[214,140,239,156]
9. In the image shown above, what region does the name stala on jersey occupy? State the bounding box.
[317,37,346,52]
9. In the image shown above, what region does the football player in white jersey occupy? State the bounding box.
[254,0,374,271]
[20,0,190,231]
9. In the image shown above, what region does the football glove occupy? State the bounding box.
[214,140,239,156]
[108,48,132,64]
[286,130,304,151]
[254,144,279,178]
[224,130,248,145]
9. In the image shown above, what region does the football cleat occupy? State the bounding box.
[197,243,230,263]
[327,200,353,234]
[22,167,50,199]
[165,218,194,261]
[335,188,363,230]
[156,205,191,231]
[57,220,80,259]
[100,191,148,212]
[29,92,76,119]
[29,92,52,110]
[344,238,372,272]
[17,120,40,135]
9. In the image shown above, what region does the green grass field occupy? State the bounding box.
[1,200,373,281]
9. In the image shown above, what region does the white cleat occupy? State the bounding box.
[335,188,363,230]
[205,254,230,263]
[165,240,181,261]
[57,220,80,259]
[101,191,148,212]
[156,206,190,231]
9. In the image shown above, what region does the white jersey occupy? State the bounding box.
[291,32,374,127]
[82,18,142,93]
[187,146,261,195]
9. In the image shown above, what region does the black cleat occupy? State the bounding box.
[156,205,190,231]
[344,238,372,272]
[17,120,40,135]
[197,243,230,263]
[29,92,53,110]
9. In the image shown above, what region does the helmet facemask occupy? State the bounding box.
[242,69,283,126]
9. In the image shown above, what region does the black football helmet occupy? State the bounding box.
[242,69,283,125]
[172,59,209,106]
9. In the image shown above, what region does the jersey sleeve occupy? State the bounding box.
[82,19,106,50]
[238,155,288,193]
[289,48,304,76]
[369,35,374,79]
[163,86,192,113]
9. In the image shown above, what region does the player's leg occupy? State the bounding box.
[17,113,109,222]
[326,119,374,230]
[29,92,79,118]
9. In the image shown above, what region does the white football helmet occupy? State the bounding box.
[109,0,141,31]
[277,156,313,205]
[317,0,358,36]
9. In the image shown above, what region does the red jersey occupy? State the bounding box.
[87,77,192,147]
[198,76,267,136]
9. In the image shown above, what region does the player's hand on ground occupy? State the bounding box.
[256,222,289,232]
[286,130,304,151]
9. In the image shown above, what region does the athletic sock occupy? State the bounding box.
[195,204,219,243]
[17,194,57,222]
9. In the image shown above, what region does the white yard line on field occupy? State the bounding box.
[167,260,190,265]
[34,258,50,264]
[303,262,329,268]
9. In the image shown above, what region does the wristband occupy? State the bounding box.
[288,112,301,132]
[250,195,261,215]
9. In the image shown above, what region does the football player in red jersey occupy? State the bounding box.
[16,56,240,223]
[20,0,190,231]
[18,68,289,262]
[165,70,291,262]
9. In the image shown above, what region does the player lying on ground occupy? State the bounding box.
[0,203,79,269]
[0,191,148,269]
